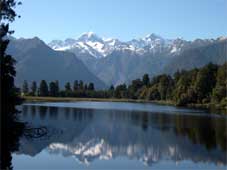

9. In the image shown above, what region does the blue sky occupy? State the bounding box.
[11,0,227,42]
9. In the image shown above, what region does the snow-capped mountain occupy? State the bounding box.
[48,32,163,58]
[49,32,119,58]
[47,33,226,86]
[49,32,155,58]
[48,32,220,59]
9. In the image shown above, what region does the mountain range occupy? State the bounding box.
[48,32,227,85]
[7,32,227,88]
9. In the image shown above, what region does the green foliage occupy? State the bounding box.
[64,82,72,97]
[88,82,94,91]
[79,80,84,90]
[30,81,37,96]
[39,80,48,96]
[212,63,227,102]
[65,82,72,91]
[22,62,226,109]
[73,80,79,91]
[109,85,114,91]
[49,81,59,97]
[142,74,150,86]
[114,84,127,98]
[148,86,161,100]
[194,63,218,103]
[128,79,143,99]
[22,80,29,95]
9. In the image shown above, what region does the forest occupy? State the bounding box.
[22,62,227,108]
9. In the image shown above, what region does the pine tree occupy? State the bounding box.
[88,83,94,91]
[49,81,58,97]
[142,74,150,86]
[109,85,114,91]
[212,63,227,102]
[79,80,84,90]
[30,81,37,96]
[54,80,59,96]
[73,80,79,91]
[65,82,72,91]
[39,80,49,96]
[84,84,88,90]
[22,80,29,95]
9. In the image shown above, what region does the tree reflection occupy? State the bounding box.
[49,107,58,120]
[172,115,227,151]
[31,106,36,118]
[64,108,70,120]
[1,121,25,170]
[14,105,227,167]
[38,106,48,120]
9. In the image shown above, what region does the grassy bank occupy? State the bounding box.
[23,96,154,103]
[22,96,181,107]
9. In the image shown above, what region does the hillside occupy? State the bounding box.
[7,37,106,89]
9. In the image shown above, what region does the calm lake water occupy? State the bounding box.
[12,101,227,170]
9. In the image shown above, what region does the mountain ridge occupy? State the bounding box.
[7,37,107,89]
[48,32,225,59]
[9,34,227,87]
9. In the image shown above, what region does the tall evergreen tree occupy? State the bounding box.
[54,80,59,95]
[64,82,72,97]
[212,63,227,102]
[73,80,79,91]
[39,80,48,96]
[79,80,84,90]
[49,81,58,97]
[65,82,72,91]
[88,82,94,91]
[22,80,29,95]
[142,74,150,86]
[84,84,88,90]
[30,81,37,96]
[109,85,114,91]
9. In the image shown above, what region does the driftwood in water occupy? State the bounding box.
[23,126,48,139]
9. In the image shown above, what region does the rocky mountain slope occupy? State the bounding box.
[7,37,106,89]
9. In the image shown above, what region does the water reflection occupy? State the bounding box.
[1,122,24,170]
[15,104,227,168]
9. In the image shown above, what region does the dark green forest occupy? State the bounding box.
[22,62,227,109]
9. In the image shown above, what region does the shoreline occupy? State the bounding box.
[23,96,158,104]
[22,96,226,114]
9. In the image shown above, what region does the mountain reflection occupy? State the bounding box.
[16,104,227,167]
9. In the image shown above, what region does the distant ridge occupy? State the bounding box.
[7,37,107,89]
[8,34,227,87]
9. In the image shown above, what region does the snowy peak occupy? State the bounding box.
[78,32,103,43]
[143,33,163,42]
[48,33,223,59]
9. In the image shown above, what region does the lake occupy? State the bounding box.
[12,101,227,170]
